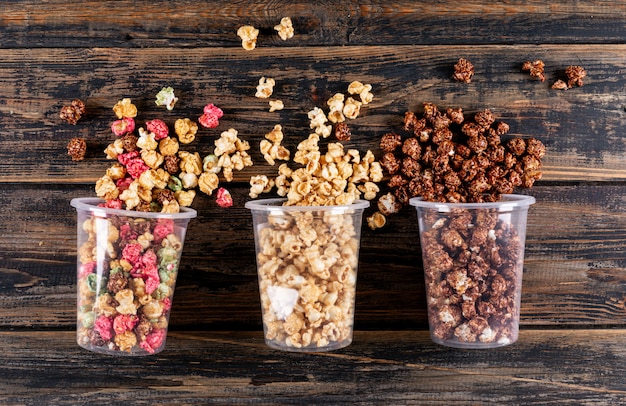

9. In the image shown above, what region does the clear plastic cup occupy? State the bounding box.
[71,197,196,356]
[246,198,369,352]
[409,194,535,349]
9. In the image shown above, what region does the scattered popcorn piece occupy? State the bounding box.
[112,98,138,119]
[60,99,86,125]
[155,86,178,110]
[198,103,224,129]
[274,17,294,41]
[67,137,87,161]
[366,211,386,230]
[198,172,219,195]
[551,80,568,90]
[327,93,345,123]
[269,100,284,112]
[255,77,276,99]
[216,187,233,208]
[146,119,169,140]
[249,175,274,198]
[343,97,362,120]
[307,107,332,138]
[237,25,259,51]
[260,124,290,165]
[347,81,374,105]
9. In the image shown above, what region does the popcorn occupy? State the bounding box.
[255,77,275,99]
[146,119,169,140]
[216,187,233,208]
[155,86,178,110]
[60,99,86,125]
[269,100,284,112]
[67,137,87,161]
[249,175,273,198]
[198,103,224,129]
[274,17,294,41]
[307,107,332,138]
[112,98,138,119]
[111,117,135,137]
[174,118,198,144]
[237,25,259,51]
[260,124,290,165]
[326,93,345,123]
[347,81,374,105]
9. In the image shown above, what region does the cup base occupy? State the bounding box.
[430,335,517,349]
[78,341,165,356]
[265,338,352,353]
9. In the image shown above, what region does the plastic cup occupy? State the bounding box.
[409,194,535,349]
[71,197,196,356]
[246,198,369,352]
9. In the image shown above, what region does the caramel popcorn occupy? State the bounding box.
[67,137,87,161]
[269,100,284,112]
[347,81,374,105]
[260,124,291,165]
[255,77,275,99]
[237,25,259,51]
[308,107,332,138]
[252,204,363,350]
[274,17,294,41]
[112,98,138,119]
[453,58,474,83]
[174,118,199,144]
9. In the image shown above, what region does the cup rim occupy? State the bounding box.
[245,198,370,212]
[70,197,197,219]
[409,194,536,211]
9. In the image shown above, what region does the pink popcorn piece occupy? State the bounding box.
[100,198,123,210]
[126,157,150,179]
[78,262,96,279]
[111,117,136,137]
[216,187,233,208]
[140,328,167,354]
[146,119,169,140]
[153,219,174,243]
[113,314,139,335]
[122,243,143,265]
[94,316,114,342]
[198,103,224,129]
[116,177,133,193]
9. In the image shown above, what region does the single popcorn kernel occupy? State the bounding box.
[174,118,199,144]
[269,100,284,112]
[453,58,474,83]
[255,77,275,99]
[216,187,233,208]
[565,65,587,88]
[67,137,87,161]
[198,103,224,129]
[155,86,178,110]
[60,99,86,125]
[274,17,294,41]
[112,98,138,119]
[522,60,546,82]
[237,25,259,51]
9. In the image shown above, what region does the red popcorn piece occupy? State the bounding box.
[116,177,133,193]
[198,103,224,128]
[122,243,143,265]
[117,150,140,166]
[140,328,167,354]
[216,187,233,207]
[100,199,123,210]
[113,314,139,335]
[94,316,114,342]
[126,157,150,179]
[111,117,136,137]
[146,118,169,140]
[153,219,174,243]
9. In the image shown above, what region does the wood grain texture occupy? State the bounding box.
[2,1,626,47]
[2,330,626,404]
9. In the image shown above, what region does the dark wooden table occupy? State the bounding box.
[2,1,626,404]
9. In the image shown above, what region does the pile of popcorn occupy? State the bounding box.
[368,102,545,229]
[91,92,248,212]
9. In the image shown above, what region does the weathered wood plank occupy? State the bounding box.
[2,183,626,329]
[0,45,625,183]
[1,330,626,404]
[2,1,626,48]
